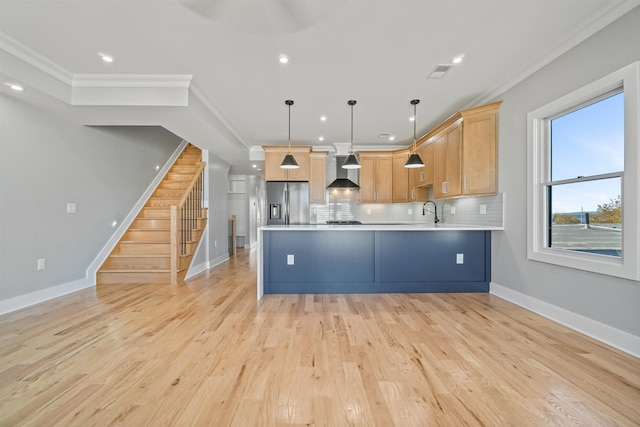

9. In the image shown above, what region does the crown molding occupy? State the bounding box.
[0,31,73,85]
[72,74,193,88]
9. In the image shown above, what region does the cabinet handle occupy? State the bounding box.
[405,191,408,201]
[442,181,447,194]
[411,189,415,200]
[464,177,467,191]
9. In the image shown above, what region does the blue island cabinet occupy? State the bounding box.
[262,230,490,294]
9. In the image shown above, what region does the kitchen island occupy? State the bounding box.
[257,224,502,299]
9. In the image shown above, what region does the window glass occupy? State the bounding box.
[548,177,622,257]
[551,92,624,181]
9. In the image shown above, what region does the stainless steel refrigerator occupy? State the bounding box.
[266,181,309,225]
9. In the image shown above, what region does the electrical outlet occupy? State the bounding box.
[408,208,413,215]
[66,203,76,214]
[450,207,456,215]
[287,254,295,265]
[367,209,371,215]
[456,254,464,264]
[37,258,46,270]
[214,240,217,247]
[479,205,487,215]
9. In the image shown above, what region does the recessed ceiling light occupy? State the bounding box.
[452,55,464,64]
[320,115,327,122]
[279,55,289,64]
[389,136,395,141]
[318,136,324,141]
[252,164,257,168]
[4,82,24,91]
[409,117,415,122]
[99,53,114,63]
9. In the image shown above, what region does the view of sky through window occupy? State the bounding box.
[550,92,624,213]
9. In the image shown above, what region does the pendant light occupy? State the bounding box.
[405,99,425,168]
[342,100,361,169]
[280,99,299,169]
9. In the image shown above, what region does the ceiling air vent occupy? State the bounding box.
[428,64,452,79]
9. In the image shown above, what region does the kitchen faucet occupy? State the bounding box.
[422,200,439,224]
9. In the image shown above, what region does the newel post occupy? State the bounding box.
[170,205,178,285]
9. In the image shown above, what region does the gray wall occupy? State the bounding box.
[0,95,181,301]
[492,7,640,336]
[190,151,231,268]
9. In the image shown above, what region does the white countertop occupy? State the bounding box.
[259,223,503,231]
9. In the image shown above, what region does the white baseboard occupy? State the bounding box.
[208,254,230,269]
[184,254,230,281]
[0,277,94,315]
[490,282,640,358]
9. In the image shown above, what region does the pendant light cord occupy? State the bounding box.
[350,103,354,153]
[288,102,291,153]
[413,101,417,154]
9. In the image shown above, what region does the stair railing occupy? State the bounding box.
[170,161,206,284]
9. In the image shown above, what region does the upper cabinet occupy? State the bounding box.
[407,142,433,202]
[433,120,462,199]
[461,105,499,196]
[359,152,393,203]
[431,101,501,199]
[392,150,410,203]
[309,151,327,203]
[263,146,311,181]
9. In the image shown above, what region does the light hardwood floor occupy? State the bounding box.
[1,249,638,426]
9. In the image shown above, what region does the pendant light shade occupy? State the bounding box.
[342,100,361,169]
[280,100,299,169]
[405,99,425,169]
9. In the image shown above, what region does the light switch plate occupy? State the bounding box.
[287,254,294,265]
[37,258,46,270]
[67,203,76,214]
[456,253,464,264]
[408,208,413,215]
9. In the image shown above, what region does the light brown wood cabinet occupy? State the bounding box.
[309,151,327,203]
[358,153,393,203]
[263,146,311,181]
[431,101,501,199]
[405,143,433,202]
[392,151,410,203]
[461,106,498,195]
[433,120,462,199]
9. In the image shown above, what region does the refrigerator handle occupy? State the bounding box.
[284,185,290,224]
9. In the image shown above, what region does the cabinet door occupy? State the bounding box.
[309,153,327,203]
[420,142,434,185]
[463,110,497,195]
[433,122,461,198]
[392,153,410,203]
[264,151,288,181]
[287,152,309,181]
[445,124,462,197]
[375,156,393,203]
[358,156,376,203]
[433,132,447,198]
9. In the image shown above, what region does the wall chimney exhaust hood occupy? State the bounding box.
[327,156,359,189]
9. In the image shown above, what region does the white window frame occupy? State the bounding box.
[527,62,640,281]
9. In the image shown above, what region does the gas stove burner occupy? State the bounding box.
[326,220,362,225]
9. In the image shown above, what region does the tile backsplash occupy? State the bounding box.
[311,192,504,227]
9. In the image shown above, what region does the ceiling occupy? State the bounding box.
[1,0,637,175]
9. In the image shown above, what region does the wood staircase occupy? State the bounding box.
[97,144,207,285]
